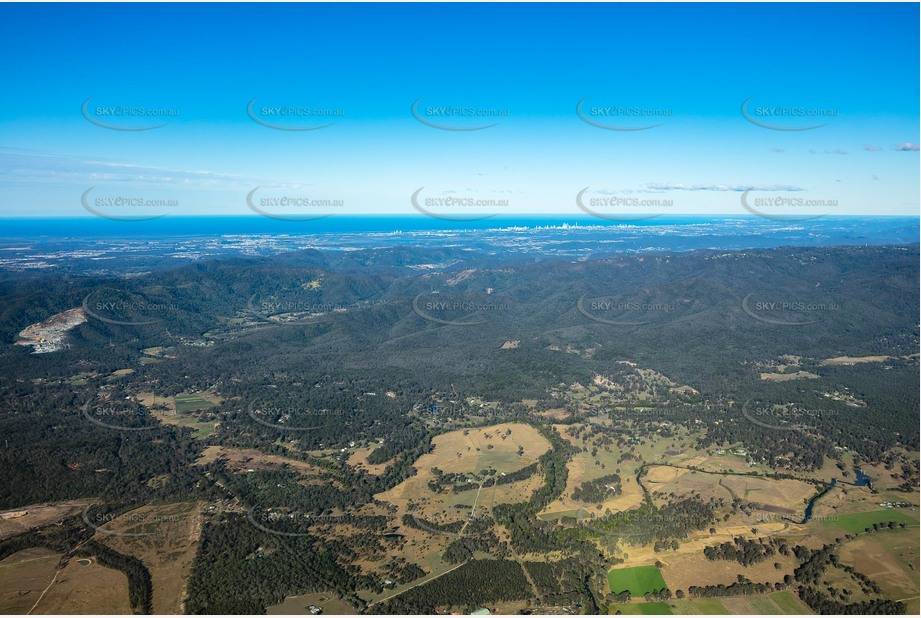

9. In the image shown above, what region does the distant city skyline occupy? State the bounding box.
[0,2,918,218]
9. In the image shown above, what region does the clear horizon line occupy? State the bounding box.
[0,213,918,220]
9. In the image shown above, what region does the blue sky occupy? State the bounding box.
[0,2,918,218]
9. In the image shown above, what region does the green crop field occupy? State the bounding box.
[663,599,732,615]
[607,565,668,596]
[720,591,810,614]
[768,591,806,614]
[608,601,673,615]
[174,393,215,413]
[821,509,916,534]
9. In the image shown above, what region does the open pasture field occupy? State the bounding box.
[838,527,920,614]
[0,547,131,614]
[686,452,759,475]
[153,411,217,439]
[598,504,797,577]
[659,550,797,593]
[640,466,813,517]
[378,422,549,493]
[820,508,918,534]
[30,557,132,614]
[608,600,673,614]
[366,423,549,584]
[719,591,811,614]
[642,467,734,506]
[759,371,819,382]
[541,446,645,519]
[609,598,738,614]
[0,547,61,614]
[859,456,920,491]
[718,475,815,513]
[174,392,219,412]
[808,484,891,528]
[819,355,892,366]
[540,423,698,520]
[373,421,551,527]
[436,423,549,473]
[663,598,732,614]
[347,446,390,475]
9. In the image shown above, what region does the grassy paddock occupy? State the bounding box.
[820,509,916,534]
[608,565,668,596]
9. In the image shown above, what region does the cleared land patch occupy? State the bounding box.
[347,446,390,475]
[759,371,819,382]
[0,500,94,541]
[95,501,203,614]
[137,391,220,440]
[197,446,323,476]
[819,355,891,366]
[267,592,357,615]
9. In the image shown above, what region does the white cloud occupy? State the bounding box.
[645,182,804,192]
[0,147,304,190]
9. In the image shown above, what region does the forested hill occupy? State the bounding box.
[0,243,917,510]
